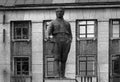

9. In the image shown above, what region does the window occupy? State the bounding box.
[13,57,30,76]
[43,20,57,78]
[11,21,31,41]
[77,56,96,76]
[43,20,51,39]
[112,55,120,75]
[77,20,97,39]
[76,19,97,77]
[45,56,55,77]
[111,20,120,38]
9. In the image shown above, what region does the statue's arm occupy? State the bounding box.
[69,23,72,40]
[68,23,72,41]
[47,22,54,40]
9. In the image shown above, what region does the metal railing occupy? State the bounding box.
[76,76,97,82]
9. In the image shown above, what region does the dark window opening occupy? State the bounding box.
[78,56,96,76]
[14,57,30,76]
[112,55,120,75]
[12,21,31,40]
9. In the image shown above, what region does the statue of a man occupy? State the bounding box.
[47,7,72,78]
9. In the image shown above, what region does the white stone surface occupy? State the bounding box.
[98,21,109,82]
[45,79,76,82]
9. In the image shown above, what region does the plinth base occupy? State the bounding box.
[45,78,76,82]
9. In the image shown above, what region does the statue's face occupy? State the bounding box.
[56,8,64,18]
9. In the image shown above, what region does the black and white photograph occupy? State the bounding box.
[0,0,119,82]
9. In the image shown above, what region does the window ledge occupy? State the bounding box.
[11,75,32,78]
[77,37,97,41]
[12,39,30,42]
[44,78,76,80]
[110,37,120,40]
[76,75,97,77]
[111,73,120,77]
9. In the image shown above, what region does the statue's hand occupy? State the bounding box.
[66,39,72,43]
[44,35,53,42]
[44,38,49,41]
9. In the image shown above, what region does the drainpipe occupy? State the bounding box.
[3,7,7,82]
[3,70,7,82]
[3,7,6,43]
[3,29,5,43]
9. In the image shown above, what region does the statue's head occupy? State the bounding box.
[56,7,64,18]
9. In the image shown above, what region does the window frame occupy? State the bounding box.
[76,19,97,77]
[12,56,31,76]
[111,55,120,76]
[43,20,52,41]
[43,20,59,78]
[76,19,97,40]
[109,19,120,40]
[11,20,31,42]
[77,55,97,77]
[45,55,55,77]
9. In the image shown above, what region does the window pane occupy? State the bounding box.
[24,23,29,28]
[15,57,21,61]
[87,71,94,76]
[17,23,23,28]
[88,57,95,61]
[22,62,29,71]
[79,21,86,25]
[113,21,119,25]
[48,61,54,72]
[87,61,95,71]
[112,55,119,60]
[87,25,94,33]
[78,20,96,39]
[13,21,30,40]
[87,34,94,38]
[22,72,29,75]
[80,62,86,71]
[14,57,29,76]
[79,72,86,76]
[22,57,29,61]
[87,21,94,24]
[113,56,120,74]
[47,61,54,75]
[15,28,21,39]
[113,34,119,38]
[79,57,86,61]
[113,60,120,74]
[17,62,21,71]
[80,26,86,34]
[80,35,86,38]
[23,28,28,39]
[113,25,119,37]
[17,72,21,75]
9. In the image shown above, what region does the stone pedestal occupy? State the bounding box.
[45,78,76,82]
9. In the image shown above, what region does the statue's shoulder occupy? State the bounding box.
[50,20,57,25]
[64,20,70,25]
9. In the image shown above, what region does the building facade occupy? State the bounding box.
[0,0,120,82]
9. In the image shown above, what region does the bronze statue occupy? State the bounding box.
[47,7,72,78]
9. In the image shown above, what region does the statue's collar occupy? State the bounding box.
[56,18,64,21]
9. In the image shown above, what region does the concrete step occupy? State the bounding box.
[45,78,77,82]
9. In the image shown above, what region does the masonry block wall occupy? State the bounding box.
[4,9,76,82]
[0,7,119,82]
